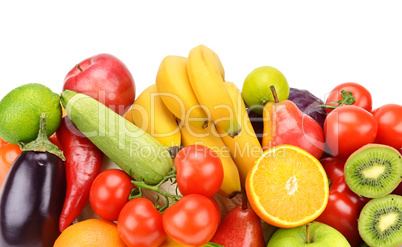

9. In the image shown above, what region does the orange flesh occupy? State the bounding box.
[247,145,328,227]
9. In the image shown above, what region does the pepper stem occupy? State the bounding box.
[19,113,65,161]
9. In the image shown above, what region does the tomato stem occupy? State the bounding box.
[317,90,355,109]
[130,170,182,212]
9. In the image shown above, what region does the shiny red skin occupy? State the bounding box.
[175,145,224,198]
[56,116,104,232]
[373,104,402,150]
[315,157,370,247]
[325,82,372,113]
[63,53,135,115]
[324,105,377,160]
[89,169,135,221]
[262,100,325,159]
[117,198,166,247]
[211,204,265,247]
[163,194,220,246]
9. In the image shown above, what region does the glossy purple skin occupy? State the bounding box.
[288,87,327,128]
[0,151,66,247]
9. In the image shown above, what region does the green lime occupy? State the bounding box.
[242,66,289,115]
[0,83,62,145]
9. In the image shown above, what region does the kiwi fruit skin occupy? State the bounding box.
[358,194,402,247]
[344,144,402,198]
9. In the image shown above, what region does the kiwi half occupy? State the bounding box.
[358,194,402,247]
[344,144,402,198]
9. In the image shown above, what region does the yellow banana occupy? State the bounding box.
[180,120,242,198]
[124,84,181,149]
[187,45,241,137]
[211,48,225,81]
[217,81,263,185]
[156,55,210,129]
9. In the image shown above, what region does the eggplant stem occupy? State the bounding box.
[19,113,65,161]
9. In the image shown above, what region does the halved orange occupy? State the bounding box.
[246,145,329,228]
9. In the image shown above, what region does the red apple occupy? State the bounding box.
[63,53,135,115]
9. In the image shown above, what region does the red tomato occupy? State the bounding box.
[175,145,223,197]
[324,105,377,159]
[117,198,166,247]
[315,157,370,247]
[89,169,135,221]
[373,104,402,150]
[163,194,220,246]
[325,82,372,113]
[0,144,22,190]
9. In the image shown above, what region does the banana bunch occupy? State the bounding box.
[187,45,242,137]
[127,44,262,197]
[156,55,210,129]
[124,84,181,151]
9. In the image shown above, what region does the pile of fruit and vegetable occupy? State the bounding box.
[0,44,401,247]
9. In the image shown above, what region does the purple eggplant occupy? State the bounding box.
[288,87,327,128]
[0,114,66,247]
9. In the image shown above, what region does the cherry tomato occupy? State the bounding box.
[117,197,166,247]
[373,104,402,150]
[324,82,372,113]
[324,105,377,159]
[175,145,223,197]
[163,194,220,246]
[0,144,22,190]
[315,157,370,247]
[89,169,135,221]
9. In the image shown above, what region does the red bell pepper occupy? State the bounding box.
[56,116,103,232]
[315,157,370,247]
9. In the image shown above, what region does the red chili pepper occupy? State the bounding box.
[56,116,103,232]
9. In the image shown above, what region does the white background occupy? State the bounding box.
[1,1,401,109]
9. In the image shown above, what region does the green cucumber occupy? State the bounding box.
[61,90,173,184]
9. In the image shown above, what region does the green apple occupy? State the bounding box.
[242,66,289,115]
[267,221,351,247]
